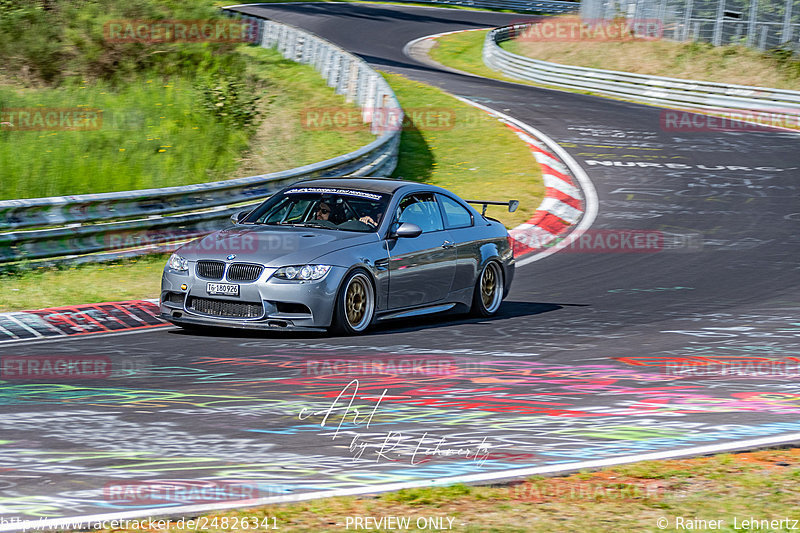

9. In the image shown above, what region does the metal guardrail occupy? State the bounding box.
[0,12,403,265]
[484,23,800,117]
[371,0,578,14]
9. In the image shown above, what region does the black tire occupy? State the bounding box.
[331,269,376,335]
[471,261,504,317]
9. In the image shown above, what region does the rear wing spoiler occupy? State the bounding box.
[466,199,519,216]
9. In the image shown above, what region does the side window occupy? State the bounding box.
[395,193,444,233]
[438,194,473,229]
[259,198,308,224]
[257,198,292,224]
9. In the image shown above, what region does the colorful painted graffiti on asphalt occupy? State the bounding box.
[3,316,800,520]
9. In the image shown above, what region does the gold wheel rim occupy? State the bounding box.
[346,278,367,326]
[481,265,497,308]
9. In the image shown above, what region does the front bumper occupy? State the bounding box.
[159,311,328,332]
[160,264,347,331]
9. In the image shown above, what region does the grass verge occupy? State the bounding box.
[0,46,373,199]
[0,255,169,312]
[427,29,526,83]
[1,74,544,311]
[0,0,374,199]
[78,447,800,532]
[228,46,375,180]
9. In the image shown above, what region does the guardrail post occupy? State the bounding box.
[328,52,341,89]
[283,28,292,57]
[307,38,317,68]
[355,65,367,106]
[266,21,278,47]
[295,34,305,62]
[277,25,287,55]
[319,46,331,79]
[482,30,496,70]
[288,29,298,59]
[255,17,264,45]
[336,56,349,95]
[351,62,360,103]
[371,90,384,135]
[363,74,378,124]
[300,35,309,64]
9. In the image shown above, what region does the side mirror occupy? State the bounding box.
[393,222,422,238]
[230,210,251,225]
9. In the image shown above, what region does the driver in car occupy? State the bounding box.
[316,199,379,228]
[315,202,332,221]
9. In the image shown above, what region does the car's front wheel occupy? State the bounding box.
[471,261,504,317]
[331,269,375,335]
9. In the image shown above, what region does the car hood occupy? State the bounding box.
[176,225,379,267]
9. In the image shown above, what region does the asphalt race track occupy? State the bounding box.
[0,3,799,525]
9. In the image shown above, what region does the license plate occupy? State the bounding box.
[207,282,239,296]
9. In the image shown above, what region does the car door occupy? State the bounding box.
[436,193,479,294]
[387,192,456,309]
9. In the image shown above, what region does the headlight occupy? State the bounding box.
[273,265,331,281]
[167,253,188,271]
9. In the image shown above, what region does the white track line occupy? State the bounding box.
[5,431,800,532]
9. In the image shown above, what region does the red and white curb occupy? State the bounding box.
[0,299,165,343]
[452,96,598,267]
[503,123,584,257]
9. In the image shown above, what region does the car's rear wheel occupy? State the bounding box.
[332,269,375,335]
[471,261,504,317]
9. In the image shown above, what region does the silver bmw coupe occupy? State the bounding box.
[160,178,515,335]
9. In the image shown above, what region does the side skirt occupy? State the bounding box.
[376,303,458,321]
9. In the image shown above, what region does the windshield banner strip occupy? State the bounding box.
[284,188,384,201]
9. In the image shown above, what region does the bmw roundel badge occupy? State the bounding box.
[227,254,236,261]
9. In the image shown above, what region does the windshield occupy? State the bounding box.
[243,187,390,232]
